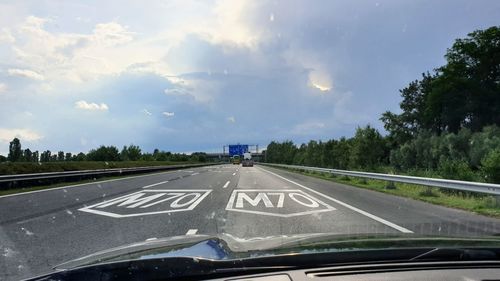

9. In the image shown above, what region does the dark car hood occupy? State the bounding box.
[56,233,500,270]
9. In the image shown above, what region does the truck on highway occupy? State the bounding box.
[231,155,240,165]
[242,152,254,167]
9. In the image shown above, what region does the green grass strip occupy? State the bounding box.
[279,167,500,219]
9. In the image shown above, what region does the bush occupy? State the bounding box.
[437,158,476,181]
[481,148,500,183]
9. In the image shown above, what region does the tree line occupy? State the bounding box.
[0,138,207,163]
[264,26,500,183]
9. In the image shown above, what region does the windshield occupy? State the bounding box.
[1,1,500,280]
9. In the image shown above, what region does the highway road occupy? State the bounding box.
[1,164,500,280]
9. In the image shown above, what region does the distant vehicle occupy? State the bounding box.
[231,155,240,165]
[242,152,253,167]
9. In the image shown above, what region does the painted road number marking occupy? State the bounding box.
[225,189,336,217]
[79,189,212,218]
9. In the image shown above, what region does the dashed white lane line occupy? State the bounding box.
[191,172,200,176]
[256,166,413,234]
[142,180,169,189]
[232,172,236,176]
[0,169,188,199]
[223,181,230,188]
[186,229,198,235]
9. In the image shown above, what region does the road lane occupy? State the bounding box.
[1,163,500,280]
[0,165,236,280]
[221,165,406,238]
[256,165,500,237]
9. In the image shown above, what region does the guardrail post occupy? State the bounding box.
[385,181,396,189]
[495,195,500,207]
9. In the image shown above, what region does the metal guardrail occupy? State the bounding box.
[259,163,500,196]
[0,163,219,184]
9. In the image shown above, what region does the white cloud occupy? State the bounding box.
[0,128,43,143]
[7,68,45,81]
[75,100,109,111]
[311,82,331,92]
[164,88,189,96]
[92,22,134,46]
[292,121,326,135]
[0,83,7,93]
[0,28,15,43]
[227,116,236,123]
[5,16,143,84]
[162,111,175,117]
[142,109,152,116]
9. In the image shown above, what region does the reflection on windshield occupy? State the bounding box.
[0,1,499,280]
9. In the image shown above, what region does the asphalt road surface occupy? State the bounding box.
[1,164,500,280]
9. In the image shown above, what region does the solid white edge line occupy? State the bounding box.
[0,166,214,199]
[186,229,198,235]
[223,181,230,188]
[256,166,413,234]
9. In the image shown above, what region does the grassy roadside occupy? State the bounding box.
[0,161,199,175]
[0,163,217,196]
[274,167,500,219]
[0,174,133,197]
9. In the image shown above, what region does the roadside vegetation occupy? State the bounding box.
[263,26,500,215]
[280,167,500,218]
[263,26,500,186]
[0,140,209,175]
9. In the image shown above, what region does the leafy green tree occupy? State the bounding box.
[190,152,207,162]
[87,146,120,161]
[8,138,22,162]
[65,152,72,161]
[32,150,39,162]
[73,152,86,161]
[0,155,7,162]
[481,148,500,183]
[23,148,33,162]
[350,125,385,170]
[468,125,500,168]
[381,73,435,145]
[40,150,51,162]
[140,153,154,161]
[57,151,65,161]
[383,26,500,137]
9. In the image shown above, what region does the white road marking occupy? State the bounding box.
[225,189,335,218]
[223,181,230,188]
[191,172,199,176]
[232,172,236,176]
[186,229,198,235]
[78,189,212,218]
[142,180,169,189]
[256,166,413,233]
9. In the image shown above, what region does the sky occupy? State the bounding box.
[0,0,499,155]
